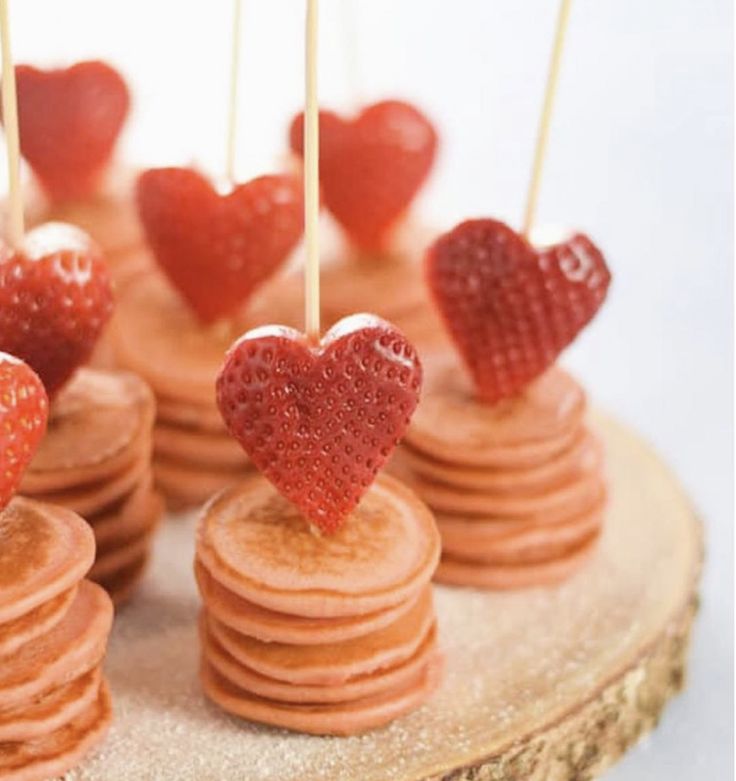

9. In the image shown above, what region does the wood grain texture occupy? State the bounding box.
[69,414,701,781]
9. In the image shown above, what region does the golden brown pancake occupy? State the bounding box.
[153,422,249,469]
[0,499,95,624]
[196,473,441,618]
[0,581,113,711]
[95,555,149,608]
[0,679,112,781]
[0,587,77,657]
[89,525,158,582]
[155,457,246,512]
[155,396,227,433]
[91,478,163,553]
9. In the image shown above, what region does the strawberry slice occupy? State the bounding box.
[216,315,423,533]
[0,223,114,397]
[137,168,304,324]
[0,353,48,510]
[14,61,130,201]
[426,219,611,403]
[289,100,437,251]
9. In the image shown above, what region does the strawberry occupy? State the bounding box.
[0,223,114,397]
[0,353,48,510]
[137,168,304,324]
[13,61,130,201]
[216,315,422,533]
[289,100,437,251]
[426,219,611,403]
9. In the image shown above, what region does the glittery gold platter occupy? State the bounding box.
[67,414,701,781]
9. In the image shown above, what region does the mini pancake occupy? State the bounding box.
[0,667,101,742]
[195,560,424,645]
[396,430,600,495]
[202,619,438,704]
[0,498,95,624]
[92,482,164,554]
[201,654,442,736]
[89,525,158,581]
[103,245,154,289]
[34,454,150,518]
[205,588,435,686]
[0,581,113,711]
[156,396,227,434]
[437,494,606,565]
[155,457,246,511]
[111,273,256,406]
[0,587,77,657]
[0,679,112,781]
[409,469,605,521]
[96,555,149,607]
[434,534,600,590]
[406,355,586,468]
[21,368,154,495]
[154,422,249,470]
[197,473,441,618]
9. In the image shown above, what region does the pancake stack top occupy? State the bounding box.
[393,218,612,590]
[0,354,113,780]
[193,314,444,735]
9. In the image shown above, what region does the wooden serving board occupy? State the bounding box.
[70,414,701,781]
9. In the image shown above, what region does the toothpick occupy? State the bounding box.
[522,0,573,239]
[304,0,320,343]
[0,0,23,247]
[225,0,243,183]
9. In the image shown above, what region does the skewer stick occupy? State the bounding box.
[304,0,320,343]
[225,0,243,183]
[522,0,572,239]
[0,0,23,247]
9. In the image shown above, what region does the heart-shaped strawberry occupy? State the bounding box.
[0,223,114,397]
[216,315,423,533]
[0,353,48,510]
[426,219,611,403]
[14,61,130,201]
[137,168,304,324]
[289,100,437,251]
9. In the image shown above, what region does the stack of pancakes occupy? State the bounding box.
[20,368,163,605]
[109,274,257,511]
[0,497,113,780]
[394,355,606,589]
[195,473,443,735]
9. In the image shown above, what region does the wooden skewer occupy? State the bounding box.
[0,0,23,247]
[304,0,320,343]
[522,0,573,239]
[225,0,243,183]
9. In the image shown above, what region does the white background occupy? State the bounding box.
[4,1,733,778]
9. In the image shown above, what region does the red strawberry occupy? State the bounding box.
[216,315,422,533]
[13,61,130,201]
[137,168,304,324]
[426,219,611,403]
[0,223,114,397]
[289,100,437,251]
[0,353,48,510]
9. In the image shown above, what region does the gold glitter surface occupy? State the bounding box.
[67,414,700,781]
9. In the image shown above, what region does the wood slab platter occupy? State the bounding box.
[68,414,701,780]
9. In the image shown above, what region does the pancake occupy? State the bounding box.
[195,561,424,645]
[0,587,77,657]
[200,655,442,736]
[91,479,163,553]
[95,555,149,608]
[205,588,435,686]
[0,667,101,742]
[406,356,586,467]
[33,454,150,517]
[156,396,227,433]
[0,499,95,624]
[202,620,438,705]
[396,430,600,494]
[21,368,155,495]
[408,469,605,520]
[89,526,158,582]
[435,534,601,590]
[155,458,245,512]
[0,581,113,711]
[153,422,249,469]
[0,680,112,781]
[196,473,441,618]
[111,273,255,405]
